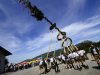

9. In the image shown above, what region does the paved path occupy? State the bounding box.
[4,60,100,75]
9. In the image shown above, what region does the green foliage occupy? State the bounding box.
[76,40,100,53]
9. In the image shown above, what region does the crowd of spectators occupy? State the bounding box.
[4,62,32,73]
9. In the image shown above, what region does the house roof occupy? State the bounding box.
[0,46,12,56]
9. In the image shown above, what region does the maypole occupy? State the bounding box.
[18,0,77,54]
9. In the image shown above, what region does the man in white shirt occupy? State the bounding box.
[61,54,66,64]
[39,60,43,66]
[72,51,82,70]
[58,55,62,63]
[50,56,55,69]
[39,59,43,75]
[78,50,85,56]
[78,49,88,68]
[39,58,48,75]
[58,55,61,59]
[50,56,60,73]
[68,53,74,59]
[66,52,74,70]
[50,57,54,63]
[78,49,85,62]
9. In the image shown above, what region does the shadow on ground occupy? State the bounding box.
[92,66,100,70]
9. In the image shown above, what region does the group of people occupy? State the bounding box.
[4,44,99,75]
[60,49,88,70]
[5,62,32,74]
[39,44,100,75]
[39,55,60,75]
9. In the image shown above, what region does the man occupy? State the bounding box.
[58,55,62,63]
[89,44,100,66]
[39,58,48,75]
[9,63,14,72]
[78,49,88,69]
[50,56,60,73]
[53,57,60,73]
[66,52,73,70]
[61,54,66,64]
[73,51,82,70]
[46,58,51,71]
[42,59,48,74]
[39,59,43,75]
[50,56,54,69]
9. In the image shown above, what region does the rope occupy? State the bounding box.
[53,41,57,57]
[70,44,78,51]
[61,39,66,54]
[46,31,53,58]
[72,44,78,51]
[67,46,72,53]
[69,46,73,52]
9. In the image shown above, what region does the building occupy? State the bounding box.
[0,46,12,74]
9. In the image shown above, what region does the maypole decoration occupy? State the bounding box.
[18,0,78,54]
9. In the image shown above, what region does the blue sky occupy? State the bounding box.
[0,0,100,63]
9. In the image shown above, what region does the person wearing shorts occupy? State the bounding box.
[78,49,89,69]
[90,44,100,66]
[73,51,82,70]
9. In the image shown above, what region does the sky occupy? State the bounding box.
[0,0,100,63]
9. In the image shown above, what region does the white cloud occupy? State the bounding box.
[81,29,100,37]
[58,0,86,24]
[62,15,100,37]
[0,1,35,35]
[0,32,22,53]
